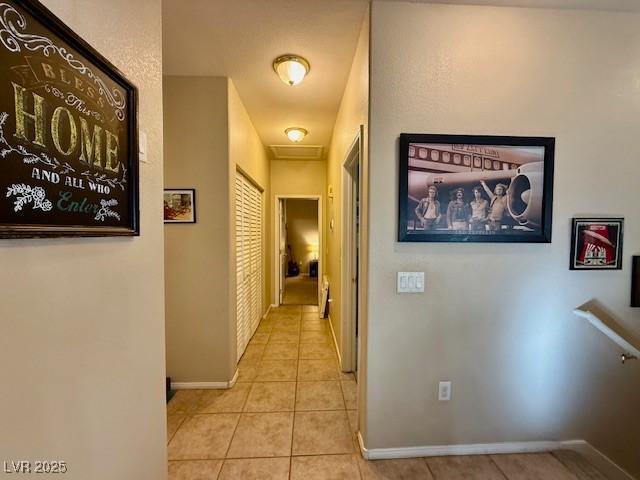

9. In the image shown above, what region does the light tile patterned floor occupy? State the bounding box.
[283,276,318,305]
[167,305,606,479]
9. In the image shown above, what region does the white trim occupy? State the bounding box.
[273,195,322,307]
[263,304,275,319]
[573,307,640,358]
[358,431,367,457]
[172,369,239,390]
[357,438,633,479]
[228,369,239,388]
[327,314,343,367]
[340,127,364,373]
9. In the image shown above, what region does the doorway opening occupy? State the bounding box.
[341,127,363,375]
[275,196,322,306]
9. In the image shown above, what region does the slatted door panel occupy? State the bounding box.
[249,184,261,334]
[235,174,249,359]
[235,171,263,361]
[241,178,252,355]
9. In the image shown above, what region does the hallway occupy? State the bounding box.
[283,276,318,305]
[167,304,358,478]
[165,306,604,480]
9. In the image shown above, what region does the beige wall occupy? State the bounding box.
[368,2,640,476]
[325,7,370,425]
[164,78,270,382]
[270,159,326,303]
[0,1,166,479]
[228,79,271,362]
[285,199,319,274]
[164,77,232,382]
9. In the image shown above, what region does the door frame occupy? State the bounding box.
[340,126,364,372]
[273,194,323,307]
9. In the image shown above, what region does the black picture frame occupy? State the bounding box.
[398,134,555,243]
[631,256,640,307]
[569,218,624,271]
[164,189,196,224]
[0,0,139,238]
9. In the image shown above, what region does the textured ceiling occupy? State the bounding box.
[163,0,637,157]
[162,0,369,157]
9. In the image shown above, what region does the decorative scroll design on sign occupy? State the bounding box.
[6,183,52,212]
[0,112,75,175]
[0,2,126,120]
[95,198,120,221]
[44,84,103,122]
[81,167,127,191]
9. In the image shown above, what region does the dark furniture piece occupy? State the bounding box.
[309,260,318,278]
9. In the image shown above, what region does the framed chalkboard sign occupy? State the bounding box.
[0,0,139,238]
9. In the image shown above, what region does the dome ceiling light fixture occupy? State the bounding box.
[273,54,310,86]
[285,127,308,143]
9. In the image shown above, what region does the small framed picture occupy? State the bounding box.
[631,256,640,307]
[570,218,623,270]
[164,189,196,223]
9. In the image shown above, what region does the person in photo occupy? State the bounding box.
[447,187,469,230]
[414,184,441,230]
[468,185,489,231]
[481,180,509,231]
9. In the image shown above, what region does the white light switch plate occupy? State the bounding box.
[139,131,148,163]
[438,381,452,401]
[397,272,425,293]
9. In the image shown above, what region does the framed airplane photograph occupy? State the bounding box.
[570,218,623,270]
[398,134,555,243]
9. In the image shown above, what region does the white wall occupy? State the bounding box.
[164,78,270,383]
[228,79,271,362]
[164,77,231,383]
[324,9,370,441]
[368,2,640,476]
[0,1,166,479]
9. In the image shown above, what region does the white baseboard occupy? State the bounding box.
[357,436,634,480]
[263,304,276,319]
[172,369,239,390]
[327,314,343,367]
[228,368,239,388]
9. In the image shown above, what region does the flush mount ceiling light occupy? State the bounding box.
[285,127,308,142]
[273,54,310,86]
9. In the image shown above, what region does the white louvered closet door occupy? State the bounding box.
[235,171,263,361]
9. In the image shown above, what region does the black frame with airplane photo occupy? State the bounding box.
[398,134,555,243]
[570,218,623,271]
[631,256,640,307]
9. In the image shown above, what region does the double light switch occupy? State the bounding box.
[397,272,425,293]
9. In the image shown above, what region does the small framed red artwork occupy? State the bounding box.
[570,218,623,270]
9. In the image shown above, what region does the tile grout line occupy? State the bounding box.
[489,455,511,480]
[289,309,302,480]
[217,313,269,475]
[171,452,368,462]
[423,456,437,479]
[166,414,187,447]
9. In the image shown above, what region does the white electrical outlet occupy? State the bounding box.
[438,381,452,401]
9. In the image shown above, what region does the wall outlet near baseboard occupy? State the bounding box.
[438,381,452,401]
